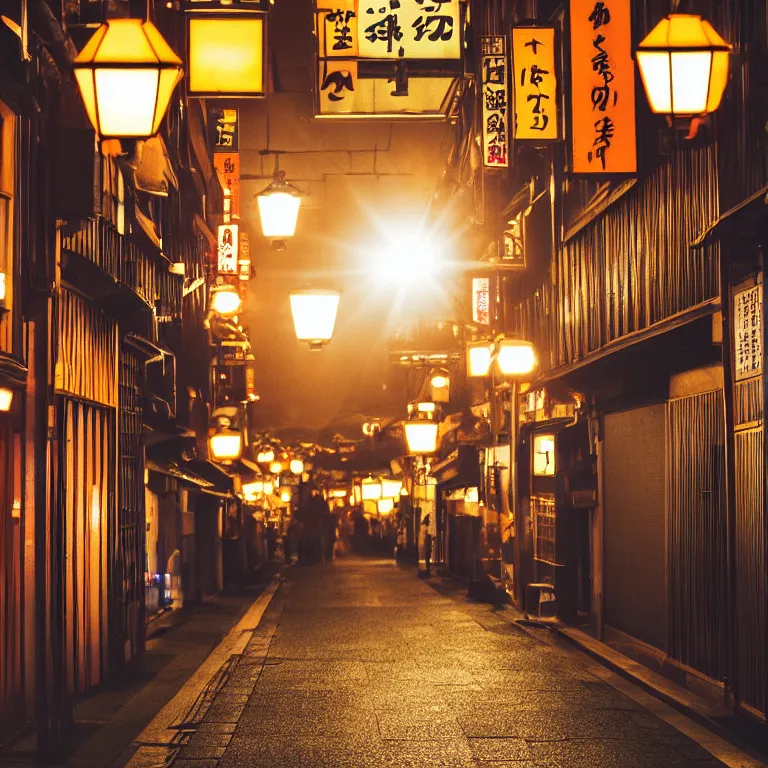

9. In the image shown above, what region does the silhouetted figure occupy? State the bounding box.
[352,510,369,554]
[304,489,328,564]
[323,509,338,562]
[419,514,432,577]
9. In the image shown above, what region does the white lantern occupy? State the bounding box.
[377,498,395,515]
[209,431,242,462]
[381,479,403,498]
[467,341,493,377]
[257,172,302,239]
[0,387,13,412]
[496,338,536,377]
[210,284,242,316]
[404,420,439,455]
[257,448,275,463]
[290,289,341,349]
[269,461,283,474]
[636,14,730,118]
[73,19,183,139]
[289,459,304,475]
[361,477,382,501]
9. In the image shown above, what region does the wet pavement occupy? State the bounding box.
[171,557,725,768]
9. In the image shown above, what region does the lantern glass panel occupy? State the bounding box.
[467,343,492,377]
[496,340,536,376]
[290,290,340,343]
[404,421,438,455]
[258,192,301,238]
[210,433,242,461]
[670,51,712,114]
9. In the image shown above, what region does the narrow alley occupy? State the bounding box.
[163,559,728,768]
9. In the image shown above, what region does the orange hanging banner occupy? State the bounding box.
[511,27,558,142]
[569,0,636,175]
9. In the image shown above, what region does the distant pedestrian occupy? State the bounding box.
[418,514,432,577]
[323,508,337,562]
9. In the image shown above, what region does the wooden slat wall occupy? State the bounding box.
[0,418,23,738]
[734,428,766,714]
[666,391,728,681]
[510,146,721,371]
[60,398,113,695]
[57,289,117,407]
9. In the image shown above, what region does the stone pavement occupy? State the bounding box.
[170,557,726,768]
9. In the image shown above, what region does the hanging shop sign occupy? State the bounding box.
[214,153,240,216]
[217,223,239,275]
[472,277,490,325]
[502,210,525,268]
[734,285,763,381]
[511,27,558,142]
[569,0,636,175]
[314,0,464,119]
[210,107,239,151]
[187,15,265,97]
[480,36,508,167]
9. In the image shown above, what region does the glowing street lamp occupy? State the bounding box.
[404,419,439,455]
[257,448,275,463]
[290,289,341,350]
[289,459,304,475]
[377,498,395,515]
[209,430,242,462]
[257,171,302,241]
[0,387,13,412]
[429,368,450,403]
[361,477,383,501]
[636,15,730,121]
[496,338,536,377]
[467,341,493,377]
[73,19,183,139]
[210,284,242,316]
[269,461,283,474]
[381,479,403,498]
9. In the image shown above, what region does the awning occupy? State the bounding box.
[692,185,768,248]
[146,459,214,488]
[133,205,162,250]
[184,459,235,493]
[135,135,179,197]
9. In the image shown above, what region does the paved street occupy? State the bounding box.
[171,558,725,768]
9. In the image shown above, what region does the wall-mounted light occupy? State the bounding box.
[533,434,556,477]
[636,14,730,131]
[0,387,13,412]
[74,19,183,139]
[257,170,302,243]
[289,458,304,475]
[210,284,242,316]
[210,431,242,462]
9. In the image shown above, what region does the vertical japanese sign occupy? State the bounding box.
[210,108,239,152]
[734,285,763,381]
[472,277,490,325]
[569,0,636,174]
[511,27,558,141]
[214,153,240,217]
[217,223,239,275]
[480,36,508,168]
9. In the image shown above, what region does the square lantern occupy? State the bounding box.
[187,15,266,97]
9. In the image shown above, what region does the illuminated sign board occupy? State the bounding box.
[480,36,508,167]
[472,277,490,325]
[217,223,239,275]
[511,27,558,142]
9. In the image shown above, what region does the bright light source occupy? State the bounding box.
[377,498,395,515]
[381,479,403,498]
[361,477,382,500]
[74,19,183,138]
[90,486,100,529]
[242,481,264,497]
[404,420,439,455]
[417,402,436,414]
[257,172,302,239]
[496,338,536,376]
[372,233,442,284]
[636,14,730,117]
[289,459,304,475]
[209,432,242,461]
[263,480,275,496]
[0,388,12,412]
[280,489,292,503]
[210,284,242,316]
[290,289,341,348]
[467,341,493,377]
[400,486,409,496]
[533,434,556,476]
[331,489,348,498]
[257,449,275,463]
[430,375,448,388]
[269,461,283,474]
[0,273,6,302]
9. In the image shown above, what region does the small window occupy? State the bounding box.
[533,434,556,476]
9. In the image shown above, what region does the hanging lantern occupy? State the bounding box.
[210,284,242,316]
[257,172,302,239]
[209,430,242,462]
[636,15,730,118]
[496,338,536,377]
[290,289,341,350]
[280,489,292,503]
[377,498,395,515]
[404,420,439,455]
[289,459,304,475]
[73,19,183,139]
[381,479,403,498]
[467,341,493,377]
[269,461,283,474]
[257,448,275,463]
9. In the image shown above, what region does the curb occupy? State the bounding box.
[120,573,283,768]
[553,625,768,766]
